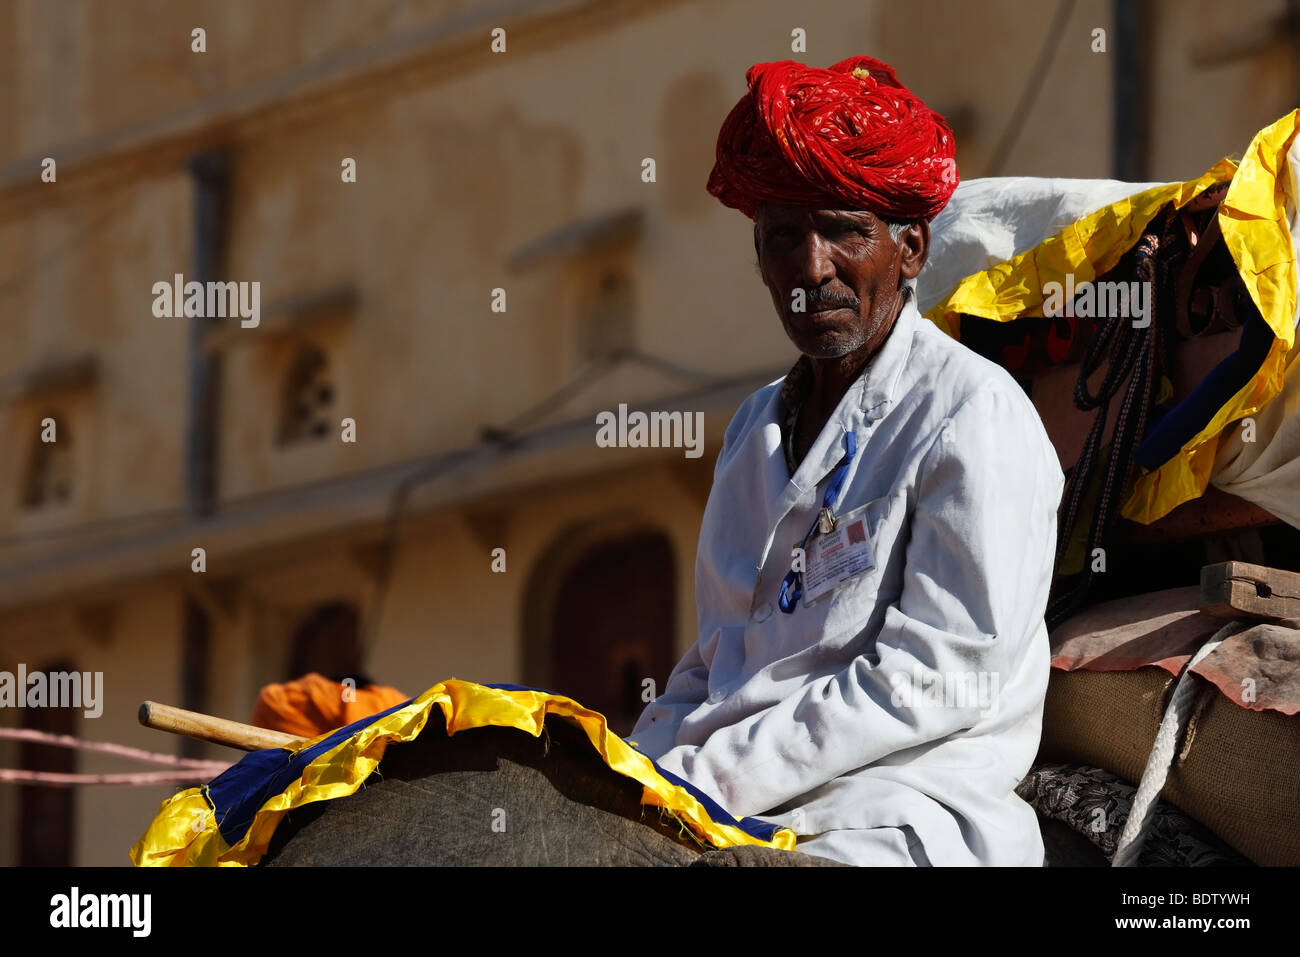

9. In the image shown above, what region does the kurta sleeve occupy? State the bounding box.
[626,639,710,758]
[652,384,1061,818]
[627,407,751,758]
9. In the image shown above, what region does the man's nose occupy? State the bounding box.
[794,230,836,288]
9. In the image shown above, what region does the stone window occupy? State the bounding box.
[277,342,334,446]
[20,411,74,510]
[576,265,635,362]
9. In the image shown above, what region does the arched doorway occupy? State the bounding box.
[541,530,676,736]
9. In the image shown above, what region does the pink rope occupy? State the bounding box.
[0,728,231,785]
[0,767,230,787]
[0,727,223,768]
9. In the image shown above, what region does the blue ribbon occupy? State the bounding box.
[778,431,858,614]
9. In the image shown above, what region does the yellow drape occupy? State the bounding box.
[924,111,1300,524]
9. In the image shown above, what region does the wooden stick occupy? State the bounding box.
[138,701,304,752]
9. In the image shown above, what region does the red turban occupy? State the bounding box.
[707,55,958,222]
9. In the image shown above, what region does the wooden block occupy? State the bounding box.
[1200,561,1300,621]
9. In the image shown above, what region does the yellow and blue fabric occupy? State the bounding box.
[925,111,1300,525]
[130,679,796,866]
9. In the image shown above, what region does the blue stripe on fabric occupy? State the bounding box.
[206,697,416,847]
[648,763,783,842]
[1134,313,1274,470]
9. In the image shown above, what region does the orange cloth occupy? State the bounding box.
[251,673,409,739]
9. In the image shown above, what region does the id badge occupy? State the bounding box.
[802,503,876,605]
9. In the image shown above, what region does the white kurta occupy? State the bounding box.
[629,294,1064,866]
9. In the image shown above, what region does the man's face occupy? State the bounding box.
[754,205,926,360]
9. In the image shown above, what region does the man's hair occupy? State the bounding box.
[886,219,919,298]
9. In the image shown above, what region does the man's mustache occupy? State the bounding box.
[797,287,860,311]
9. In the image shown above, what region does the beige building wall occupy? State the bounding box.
[0,0,1293,864]
[0,590,183,865]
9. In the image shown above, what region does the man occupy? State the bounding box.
[629,55,1064,866]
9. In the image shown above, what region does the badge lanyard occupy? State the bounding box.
[777,431,858,613]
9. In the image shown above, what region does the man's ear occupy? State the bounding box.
[898,220,930,281]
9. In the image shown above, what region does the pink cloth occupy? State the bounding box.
[1051,586,1300,715]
